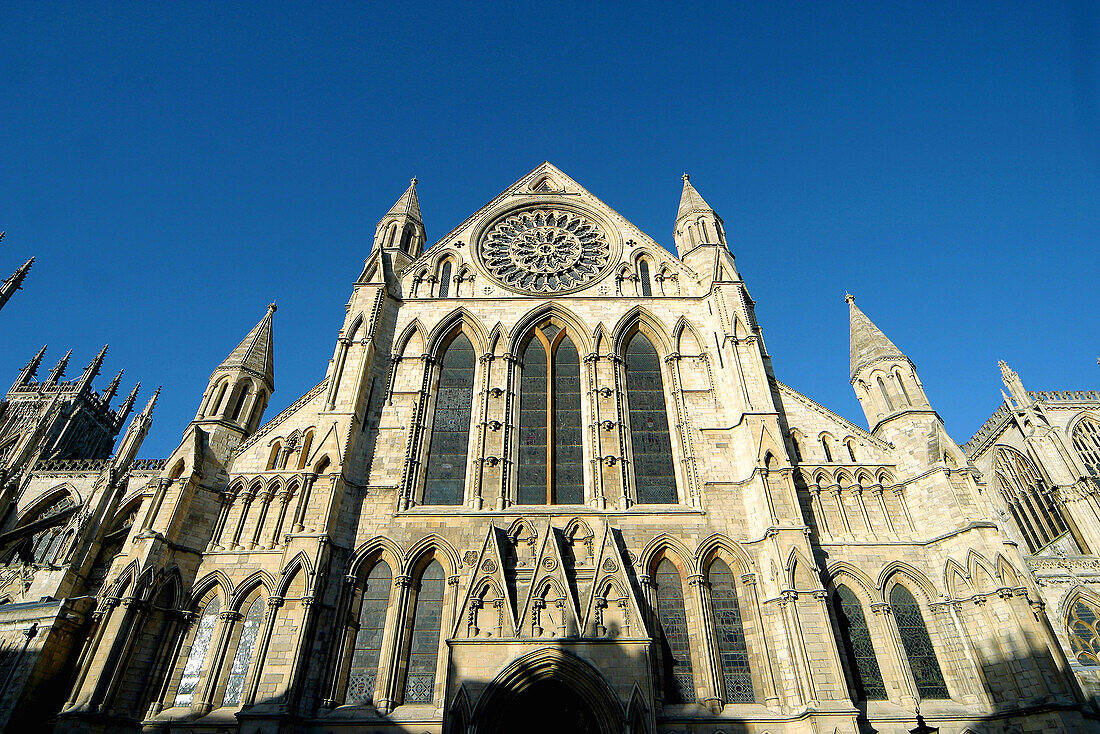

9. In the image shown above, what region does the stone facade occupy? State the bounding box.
[1,163,1099,732]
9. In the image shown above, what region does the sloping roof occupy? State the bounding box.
[217,304,276,388]
[676,175,714,221]
[385,178,422,223]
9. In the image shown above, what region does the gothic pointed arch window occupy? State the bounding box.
[222,595,265,706]
[229,382,251,422]
[1072,415,1100,477]
[403,560,445,703]
[3,493,78,566]
[834,585,886,700]
[654,558,695,703]
[821,434,835,463]
[889,585,948,699]
[174,595,221,706]
[707,559,754,702]
[894,369,913,406]
[624,332,677,504]
[1068,596,1100,666]
[423,333,476,505]
[347,560,392,703]
[438,261,452,298]
[994,445,1074,553]
[517,323,583,505]
[876,376,892,411]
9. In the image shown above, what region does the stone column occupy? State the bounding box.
[377,574,412,715]
[241,596,284,707]
[292,472,318,532]
[269,487,293,547]
[229,490,255,550]
[145,610,193,717]
[208,488,238,551]
[194,610,242,715]
[743,573,780,708]
[248,491,274,549]
[689,573,723,712]
[64,597,120,710]
[322,575,360,708]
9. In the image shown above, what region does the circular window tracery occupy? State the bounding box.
[478,208,612,294]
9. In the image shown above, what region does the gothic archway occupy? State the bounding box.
[469,648,624,734]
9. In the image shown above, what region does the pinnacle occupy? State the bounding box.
[385,178,422,223]
[847,295,906,379]
[216,304,276,389]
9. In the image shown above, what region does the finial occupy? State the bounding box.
[845,292,856,305]
[267,302,277,314]
[411,176,418,186]
[682,173,690,182]
[0,231,5,243]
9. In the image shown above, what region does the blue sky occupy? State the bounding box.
[1,2,1098,458]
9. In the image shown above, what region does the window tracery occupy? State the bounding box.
[889,585,948,699]
[423,334,475,505]
[1069,597,1100,666]
[994,446,1072,552]
[624,333,677,504]
[1072,416,1100,477]
[517,324,583,505]
[655,559,694,703]
[834,586,886,700]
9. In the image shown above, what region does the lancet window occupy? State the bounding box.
[654,559,694,703]
[223,596,265,706]
[517,323,583,505]
[624,332,677,504]
[994,446,1071,552]
[638,259,653,297]
[403,561,445,703]
[438,261,452,298]
[889,585,948,699]
[423,334,475,505]
[174,596,221,706]
[347,561,392,703]
[3,494,78,566]
[707,559,754,702]
[1069,597,1100,666]
[834,586,886,700]
[1073,416,1100,477]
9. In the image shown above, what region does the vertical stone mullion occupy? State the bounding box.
[689,574,723,711]
[195,609,241,714]
[248,492,273,548]
[377,574,412,714]
[497,352,517,509]
[65,597,120,710]
[743,573,780,708]
[229,492,254,550]
[145,611,192,717]
[470,352,493,510]
[291,472,318,532]
[665,352,700,507]
[871,603,918,708]
[321,575,359,708]
[584,351,605,510]
[269,490,292,546]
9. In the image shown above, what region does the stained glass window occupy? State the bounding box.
[655,559,694,703]
[708,560,754,702]
[404,561,444,703]
[348,562,392,703]
[518,335,548,505]
[222,596,265,706]
[423,334,475,505]
[890,585,948,699]
[517,325,583,505]
[1069,598,1100,666]
[625,333,677,504]
[639,260,652,297]
[174,597,221,706]
[438,261,451,298]
[835,586,886,700]
[1072,416,1100,477]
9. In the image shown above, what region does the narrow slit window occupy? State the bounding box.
[639,260,652,297]
[438,261,451,298]
[423,334,475,505]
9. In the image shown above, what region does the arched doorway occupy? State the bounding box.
[469,648,624,734]
[496,678,600,734]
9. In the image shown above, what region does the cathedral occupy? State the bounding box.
[1,163,1099,733]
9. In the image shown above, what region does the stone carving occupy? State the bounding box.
[479,208,611,294]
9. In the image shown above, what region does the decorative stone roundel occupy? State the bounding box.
[478,208,612,294]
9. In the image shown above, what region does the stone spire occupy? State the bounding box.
[373,178,426,258]
[101,369,124,404]
[0,256,34,314]
[847,294,905,380]
[114,386,159,468]
[215,303,276,391]
[673,174,726,254]
[999,360,1031,407]
[116,382,140,426]
[77,344,109,392]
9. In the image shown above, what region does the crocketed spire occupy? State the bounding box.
[386,178,422,224]
[216,303,276,390]
[0,256,34,314]
[847,294,905,380]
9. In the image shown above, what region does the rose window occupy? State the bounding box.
[479,208,611,293]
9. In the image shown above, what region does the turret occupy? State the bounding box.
[373,178,425,258]
[0,255,33,314]
[194,303,276,436]
[673,174,727,256]
[847,294,931,430]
